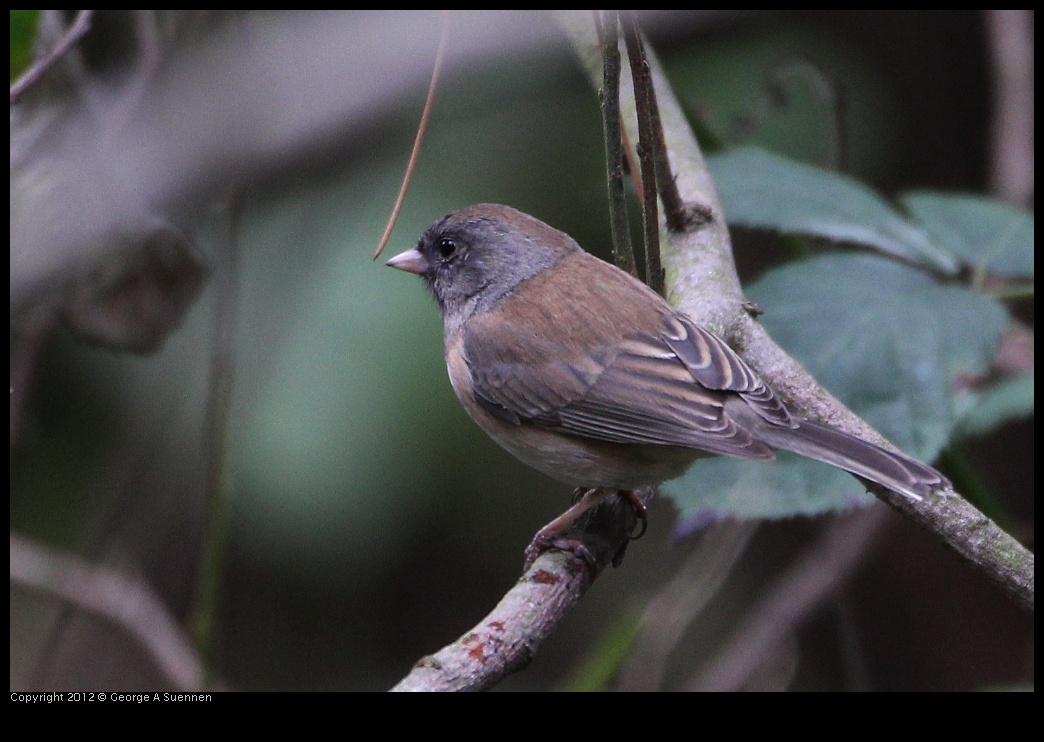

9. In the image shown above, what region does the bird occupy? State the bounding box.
[387,203,950,564]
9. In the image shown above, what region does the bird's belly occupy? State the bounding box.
[484,419,701,490]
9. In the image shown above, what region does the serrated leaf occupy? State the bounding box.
[665,253,1008,522]
[708,147,959,274]
[752,254,1007,451]
[900,191,1034,278]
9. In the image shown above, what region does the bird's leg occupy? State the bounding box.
[621,489,648,540]
[524,488,608,570]
[523,488,649,570]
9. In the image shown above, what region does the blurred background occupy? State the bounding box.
[10,10,1033,691]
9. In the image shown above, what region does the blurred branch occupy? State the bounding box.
[187,191,242,684]
[10,11,566,315]
[10,534,205,691]
[684,506,888,691]
[615,520,758,691]
[10,10,94,104]
[9,304,60,447]
[985,10,1034,205]
[556,12,738,333]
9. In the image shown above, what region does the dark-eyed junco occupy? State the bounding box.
[387,204,949,557]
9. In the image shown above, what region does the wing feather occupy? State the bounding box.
[465,311,777,460]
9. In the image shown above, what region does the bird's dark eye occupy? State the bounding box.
[437,238,457,258]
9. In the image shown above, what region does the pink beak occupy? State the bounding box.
[386,247,429,275]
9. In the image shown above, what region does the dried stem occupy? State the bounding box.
[10,10,94,104]
[373,11,449,260]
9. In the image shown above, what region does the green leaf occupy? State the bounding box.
[900,192,1034,278]
[708,147,959,274]
[667,451,875,520]
[665,253,1008,521]
[753,254,1008,450]
[660,22,903,182]
[10,10,38,82]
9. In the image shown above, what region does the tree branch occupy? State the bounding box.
[684,506,888,691]
[390,491,648,691]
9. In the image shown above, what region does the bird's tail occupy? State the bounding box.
[759,418,950,501]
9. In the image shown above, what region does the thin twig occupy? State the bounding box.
[373,11,449,260]
[598,11,637,276]
[634,39,693,232]
[10,10,94,105]
[621,13,663,296]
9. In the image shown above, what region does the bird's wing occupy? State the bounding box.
[660,312,795,429]
[463,304,781,460]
